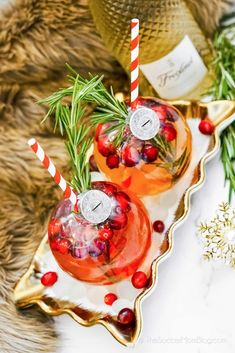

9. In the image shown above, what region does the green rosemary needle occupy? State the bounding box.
[205,17,235,201]
[42,76,92,193]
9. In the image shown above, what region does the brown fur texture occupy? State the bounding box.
[187,0,234,36]
[0,0,232,352]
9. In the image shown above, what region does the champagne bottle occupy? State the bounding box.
[89,0,214,100]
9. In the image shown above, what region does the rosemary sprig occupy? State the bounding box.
[42,76,93,193]
[40,67,129,149]
[40,74,105,124]
[152,134,174,161]
[40,71,129,153]
[40,66,128,125]
[206,30,235,99]
[205,17,235,201]
[221,125,235,201]
[41,66,180,172]
[153,147,187,175]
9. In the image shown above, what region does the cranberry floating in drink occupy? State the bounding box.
[93,97,192,196]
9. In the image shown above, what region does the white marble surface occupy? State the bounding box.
[54,149,235,353]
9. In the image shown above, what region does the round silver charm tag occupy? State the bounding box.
[79,190,112,224]
[129,107,160,140]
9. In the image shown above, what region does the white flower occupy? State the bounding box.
[198,202,235,268]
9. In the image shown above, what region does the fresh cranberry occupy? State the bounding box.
[122,146,140,167]
[98,221,111,229]
[153,220,165,233]
[106,154,119,169]
[48,218,61,236]
[94,238,106,251]
[131,271,148,289]
[50,236,61,251]
[97,136,115,157]
[198,119,214,135]
[136,98,179,124]
[94,182,117,196]
[41,271,58,287]
[136,97,148,106]
[117,308,135,325]
[153,105,168,120]
[109,212,128,230]
[114,192,131,212]
[70,241,88,259]
[88,239,104,257]
[162,124,177,141]
[95,123,110,141]
[129,137,144,150]
[166,107,179,122]
[98,227,114,241]
[104,293,118,306]
[137,97,160,109]
[57,238,71,254]
[115,205,124,215]
[89,155,98,171]
[141,144,158,162]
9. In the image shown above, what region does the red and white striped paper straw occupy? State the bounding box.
[130,18,139,110]
[28,138,77,205]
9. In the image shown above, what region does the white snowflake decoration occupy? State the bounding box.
[198,202,235,267]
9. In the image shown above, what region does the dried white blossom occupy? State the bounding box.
[198,202,235,267]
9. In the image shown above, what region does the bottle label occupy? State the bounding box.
[140,35,208,99]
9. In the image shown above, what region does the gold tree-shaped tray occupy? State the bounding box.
[14,100,235,346]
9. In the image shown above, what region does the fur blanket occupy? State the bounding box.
[0,0,232,352]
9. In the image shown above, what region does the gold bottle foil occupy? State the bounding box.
[89,0,213,99]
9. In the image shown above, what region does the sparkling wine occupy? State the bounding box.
[94,97,192,196]
[48,181,152,285]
